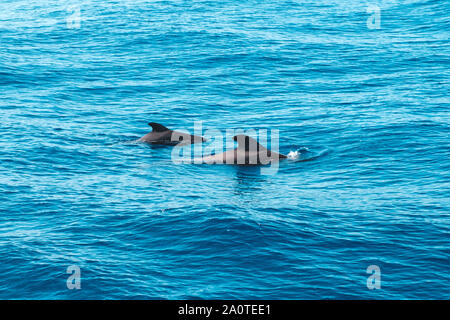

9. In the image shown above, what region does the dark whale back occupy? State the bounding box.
[139,122,206,145]
[232,135,287,164]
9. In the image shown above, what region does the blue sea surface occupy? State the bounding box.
[0,0,449,299]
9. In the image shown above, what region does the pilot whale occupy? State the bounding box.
[199,135,287,165]
[139,122,206,146]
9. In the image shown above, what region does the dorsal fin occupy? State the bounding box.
[233,135,267,152]
[148,122,169,132]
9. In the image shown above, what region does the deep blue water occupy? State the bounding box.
[0,0,449,299]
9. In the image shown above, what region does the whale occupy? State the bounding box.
[199,135,287,165]
[139,122,206,146]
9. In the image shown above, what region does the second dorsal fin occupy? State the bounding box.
[148,122,170,132]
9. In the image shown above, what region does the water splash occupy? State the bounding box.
[287,150,300,160]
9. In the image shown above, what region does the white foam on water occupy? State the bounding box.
[287,150,299,160]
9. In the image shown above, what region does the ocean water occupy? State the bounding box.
[0,0,449,299]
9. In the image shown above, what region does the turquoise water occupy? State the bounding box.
[0,0,449,299]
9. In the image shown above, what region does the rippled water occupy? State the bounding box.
[0,0,449,299]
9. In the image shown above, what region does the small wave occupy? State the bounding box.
[286,147,329,162]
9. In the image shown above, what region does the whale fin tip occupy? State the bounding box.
[233,135,265,151]
[148,122,169,132]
